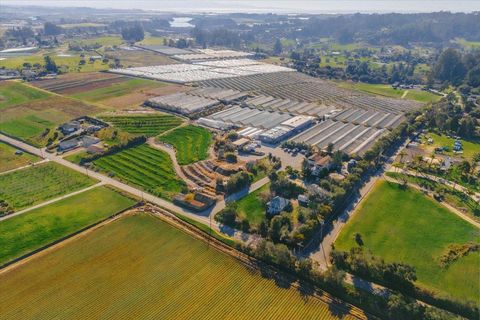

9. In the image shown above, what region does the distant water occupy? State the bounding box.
[170,17,194,28]
[4,0,480,13]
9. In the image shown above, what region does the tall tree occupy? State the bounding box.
[433,48,467,85]
[273,38,283,55]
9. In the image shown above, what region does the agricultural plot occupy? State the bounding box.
[158,125,212,165]
[0,81,50,110]
[93,144,186,200]
[0,142,39,173]
[0,186,135,266]
[0,162,96,211]
[0,214,362,320]
[70,78,168,103]
[335,180,480,303]
[0,95,102,146]
[100,113,183,136]
[337,82,441,103]
[104,48,177,67]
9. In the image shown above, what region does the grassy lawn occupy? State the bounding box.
[68,36,123,47]
[0,186,135,266]
[0,162,97,211]
[99,113,183,137]
[423,132,480,161]
[137,35,167,45]
[70,78,166,102]
[0,142,39,172]
[0,213,358,320]
[235,183,269,226]
[93,144,186,200]
[337,82,441,103]
[386,172,480,221]
[0,81,50,110]
[335,180,480,303]
[158,125,212,165]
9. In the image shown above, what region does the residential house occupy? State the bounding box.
[267,196,290,215]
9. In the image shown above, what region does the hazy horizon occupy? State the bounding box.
[3,0,480,14]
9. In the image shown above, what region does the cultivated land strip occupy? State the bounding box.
[0,182,105,222]
[0,159,49,175]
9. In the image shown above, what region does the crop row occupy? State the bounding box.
[0,162,96,210]
[101,115,183,136]
[93,144,185,199]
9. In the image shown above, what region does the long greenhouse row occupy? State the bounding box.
[292,119,386,156]
[333,108,404,129]
[243,95,340,118]
[207,105,293,129]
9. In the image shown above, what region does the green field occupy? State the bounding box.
[93,144,185,200]
[70,78,166,102]
[0,186,135,266]
[337,82,441,103]
[335,180,480,303]
[0,142,39,172]
[158,125,212,165]
[0,213,359,320]
[235,183,269,226]
[69,36,123,47]
[423,132,480,161]
[0,53,110,73]
[100,113,183,136]
[0,162,96,211]
[0,81,51,110]
[137,35,167,45]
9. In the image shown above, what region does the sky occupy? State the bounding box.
[3,0,480,14]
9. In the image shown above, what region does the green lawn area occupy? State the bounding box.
[0,213,356,319]
[0,162,97,211]
[0,81,50,110]
[0,186,135,266]
[93,143,186,200]
[68,36,123,47]
[235,183,269,226]
[423,132,480,161]
[0,142,39,173]
[335,180,480,303]
[158,125,212,165]
[453,38,480,50]
[70,79,165,102]
[99,113,183,137]
[137,35,167,46]
[337,82,441,103]
[0,53,110,73]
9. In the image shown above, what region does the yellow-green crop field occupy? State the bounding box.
[0,214,363,320]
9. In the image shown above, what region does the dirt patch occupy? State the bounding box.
[100,84,189,109]
[31,72,128,95]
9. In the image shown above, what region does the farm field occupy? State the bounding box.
[68,36,123,48]
[337,82,441,103]
[100,113,183,136]
[0,213,361,320]
[0,162,96,211]
[235,183,269,226]
[335,180,480,303]
[158,125,212,165]
[30,72,128,95]
[0,186,135,266]
[0,94,102,146]
[93,144,186,200]
[0,81,51,110]
[0,142,39,172]
[105,48,177,67]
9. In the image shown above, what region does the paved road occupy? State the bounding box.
[0,182,104,222]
